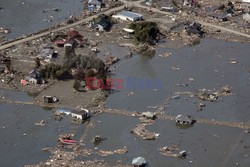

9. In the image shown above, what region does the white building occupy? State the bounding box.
[112,11,143,22]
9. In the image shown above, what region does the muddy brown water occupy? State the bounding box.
[0,0,84,40]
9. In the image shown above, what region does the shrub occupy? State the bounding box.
[40,64,72,80]
[129,22,160,44]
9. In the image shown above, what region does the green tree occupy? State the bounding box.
[129,22,160,44]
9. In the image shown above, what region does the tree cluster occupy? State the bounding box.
[129,22,160,44]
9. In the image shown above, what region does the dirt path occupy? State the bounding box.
[0,5,125,51]
[1,1,249,51]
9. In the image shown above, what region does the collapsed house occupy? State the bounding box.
[21,69,45,85]
[0,56,11,73]
[185,22,205,37]
[88,0,105,11]
[241,0,250,12]
[112,11,143,22]
[206,2,235,22]
[91,14,111,31]
[54,30,84,47]
[38,46,58,60]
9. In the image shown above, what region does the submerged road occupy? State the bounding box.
[0,1,249,51]
[0,5,125,51]
[122,0,250,38]
[0,98,249,130]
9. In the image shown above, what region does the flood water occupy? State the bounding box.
[91,38,250,166]
[106,38,250,123]
[0,38,250,166]
[0,0,83,39]
[1,4,250,165]
[0,90,84,167]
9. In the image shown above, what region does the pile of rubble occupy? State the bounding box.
[97,146,128,157]
[131,115,159,140]
[168,21,205,45]
[197,85,233,101]
[105,56,120,66]
[159,144,187,159]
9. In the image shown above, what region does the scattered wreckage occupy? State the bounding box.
[92,135,106,145]
[21,69,45,85]
[131,118,159,140]
[197,85,232,101]
[0,27,11,34]
[52,30,85,48]
[159,144,187,159]
[58,134,77,145]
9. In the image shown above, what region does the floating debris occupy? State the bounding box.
[197,91,218,102]
[198,103,206,111]
[171,95,181,100]
[92,135,106,145]
[159,144,187,158]
[98,146,128,156]
[131,119,159,140]
[35,120,46,126]
[159,52,172,58]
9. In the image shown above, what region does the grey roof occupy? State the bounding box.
[132,157,146,166]
[208,13,228,20]
[176,115,192,122]
[119,11,142,19]
[38,48,54,58]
